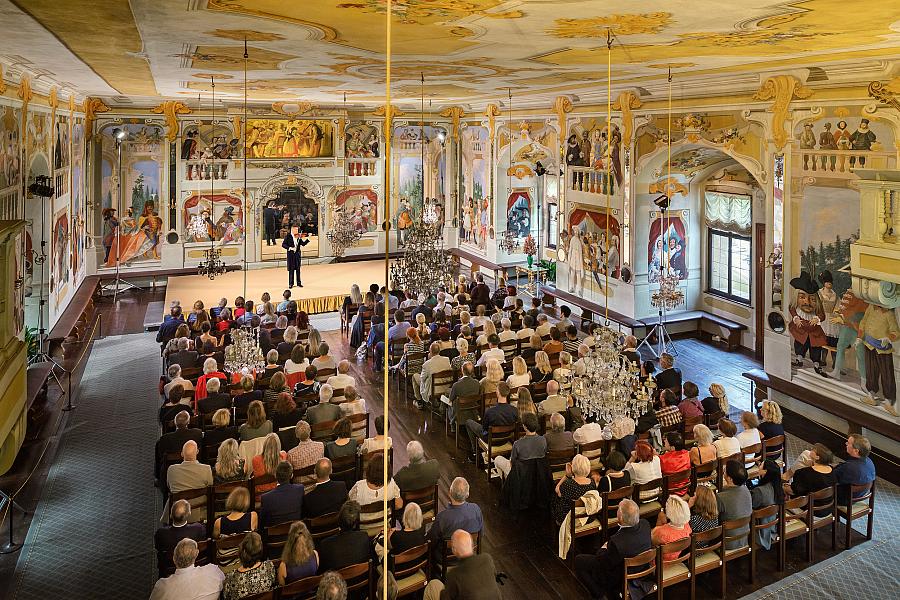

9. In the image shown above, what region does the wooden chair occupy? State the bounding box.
[303,511,340,545]
[655,537,692,598]
[548,447,576,483]
[780,494,810,570]
[348,412,370,442]
[251,473,277,506]
[337,561,373,599]
[499,339,518,362]
[242,589,278,600]
[664,468,692,498]
[689,526,724,600]
[399,351,427,403]
[390,542,431,598]
[600,485,634,542]
[359,500,393,538]
[439,531,480,579]
[632,478,665,520]
[741,443,763,480]
[750,504,782,582]
[330,454,358,488]
[281,574,322,600]
[265,519,298,559]
[447,393,480,442]
[531,380,548,404]
[291,464,316,487]
[620,548,656,600]
[807,484,837,561]
[682,415,704,443]
[170,486,212,532]
[309,419,338,443]
[315,368,336,383]
[566,497,603,565]
[341,304,359,336]
[691,461,717,494]
[721,516,752,590]
[213,532,244,569]
[476,424,517,479]
[716,453,742,489]
[428,369,455,422]
[578,439,609,471]
[212,480,251,519]
[399,484,439,525]
[705,410,725,432]
[837,481,875,548]
[762,435,786,471]
[158,538,211,578]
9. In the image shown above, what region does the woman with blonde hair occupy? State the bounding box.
[688,484,720,540]
[260,301,277,326]
[415,312,430,341]
[240,400,272,441]
[515,387,536,415]
[306,328,323,358]
[652,495,692,559]
[277,521,318,584]
[689,424,717,466]
[758,400,784,440]
[552,453,597,524]
[214,438,246,483]
[456,310,472,335]
[476,320,497,348]
[480,358,504,400]
[530,350,553,383]
[506,356,531,389]
[213,486,258,537]
[553,351,574,392]
[252,433,286,495]
[702,383,729,415]
[256,292,271,315]
[473,304,489,329]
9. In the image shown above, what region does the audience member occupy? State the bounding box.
[625,441,662,501]
[702,382,730,415]
[447,362,480,427]
[423,529,501,600]
[543,328,564,355]
[272,392,303,430]
[287,421,325,469]
[748,459,783,549]
[494,412,546,479]
[655,352,682,391]
[349,452,401,509]
[284,344,309,375]
[416,342,452,408]
[214,487,258,538]
[737,411,762,448]
[150,538,224,600]
[537,379,566,415]
[717,460,752,550]
[159,385,189,424]
[659,432,691,493]
[427,477,483,543]
[163,365,195,399]
[784,443,835,497]
[395,441,440,492]
[479,358,504,399]
[306,385,341,425]
[689,424,718,466]
[277,521,319,585]
[326,360,356,391]
[240,401,273,442]
[213,438,246,483]
[758,399,785,456]
[688,484,720,540]
[572,418,604,446]
[222,532,276,600]
[325,417,358,459]
[233,376,263,412]
[259,461,304,528]
[476,335,505,367]
[359,414,392,454]
[449,338,475,371]
[544,413,574,453]
[552,453,596,523]
[252,433,287,495]
[464,383,518,460]
[263,371,288,406]
[677,381,704,419]
[198,377,230,416]
[597,450,631,492]
[833,434,876,504]
[316,571,348,600]
[304,458,349,518]
[294,365,322,398]
[651,495,692,559]
[655,389,683,428]
[166,441,213,516]
[318,501,370,571]
[155,500,206,558]
[713,418,742,458]
[312,343,337,372]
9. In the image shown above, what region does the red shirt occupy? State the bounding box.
[659,449,691,475]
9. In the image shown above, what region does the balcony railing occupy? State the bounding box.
[185,159,230,181]
[570,166,616,196]
[347,158,378,177]
[792,149,894,180]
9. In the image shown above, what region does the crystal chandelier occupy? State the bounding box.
[326,207,362,258]
[422,199,438,225]
[224,327,265,373]
[651,272,685,310]
[572,326,653,423]
[389,219,454,297]
[198,247,226,279]
[187,213,208,240]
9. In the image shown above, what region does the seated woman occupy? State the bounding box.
[263,371,289,406]
[342,284,363,326]
[472,304,490,330]
[277,522,319,585]
[293,365,320,398]
[475,319,497,349]
[277,326,298,358]
[233,375,263,414]
[195,321,217,351]
[552,454,597,524]
[414,313,430,342]
[359,414,392,455]
[339,386,367,417]
[737,411,762,448]
[713,418,742,458]
[652,495,692,559]
[284,344,309,375]
[349,291,376,348]
[214,486,258,538]
[159,385,187,425]
[260,302,277,326]
[450,338,475,371]
[479,359,504,402]
[252,433,287,495]
[262,350,284,381]
[688,483,720,542]
[747,459,784,550]
[270,315,289,343]
[689,424,718,466]
[283,301,299,325]
[325,417,358,460]
[222,532,276,600]
[239,401,273,442]
[677,381,705,420]
[702,383,729,415]
[215,307,233,333]
[530,350,553,383]
[625,441,663,502]
[784,443,836,498]
[295,310,310,334]
[233,296,247,318]
[758,400,785,456]
[206,409,239,451]
[387,502,426,556]
[506,356,531,390]
[305,329,323,359]
[214,438,246,483]
[598,450,631,492]
[454,310,472,336]
[189,300,210,334]
[349,452,403,512]
[436,326,455,355]
[272,392,303,431]
[394,328,425,378]
[515,387,537,416]
[553,352,575,394]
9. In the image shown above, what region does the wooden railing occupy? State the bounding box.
[569,166,616,196]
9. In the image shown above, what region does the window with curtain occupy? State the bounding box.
[705,191,752,303]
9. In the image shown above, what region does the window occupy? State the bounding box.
[708,229,751,302]
[546,202,558,249]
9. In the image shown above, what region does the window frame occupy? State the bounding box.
[706,228,752,305]
[546,201,558,249]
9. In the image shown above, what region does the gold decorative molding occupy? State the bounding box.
[82,97,111,141]
[231,116,243,140]
[649,176,688,198]
[272,100,315,117]
[484,104,501,141]
[151,100,192,142]
[552,96,574,149]
[17,75,32,107]
[0,65,6,95]
[48,87,59,125]
[68,94,76,113]
[868,80,900,112]
[373,104,404,138]
[506,164,535,179]
[439,106,465,141]
[752,75,812,151]
[612,91,643,147]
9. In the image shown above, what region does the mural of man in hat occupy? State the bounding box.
[858,302,899,415]
[788,271,827,374]
[818,122,837,171]
[849,118,876,168]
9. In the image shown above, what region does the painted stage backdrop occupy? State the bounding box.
[245,119,334,158]
[182,193,245,244]
[563,205,622,291]
[335,188,378,233]
[648,209,689,283]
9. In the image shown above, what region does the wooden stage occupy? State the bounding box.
[163,260,386,316]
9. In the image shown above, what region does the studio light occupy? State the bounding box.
[653,194,671,210]
[114,128,126,140]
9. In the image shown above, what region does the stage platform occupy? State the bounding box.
[164,260,386,316]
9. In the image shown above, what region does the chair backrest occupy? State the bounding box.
[601,485,634,536]
[348,412,370,441]
[359,500,392,537]
[547,448,577,480]
[281,574,323,600]
[578,439,609,467]
[400,484,439,524]
[722,516,752,550]
[251,473,277,504]
[531,380,548,403]
[454,394,481,424]
[682,415,704,441]
[690,525,723,558]
[499,339,518,360]
[170,486,211,518]
[656,537,691,586]
[336,560,372,595]
[390,542,430,583]
[330,454,358,487]
[315,368,336,382]
[717,453,742,488]
[309,419,338,443]
[266,519,299,558]
[430,370,455,400]
[303,511,340,544]
[762,435,785,463]
[486,424,517,449]
[632,477,664,505]
[664,468,691,497]
[845,481,876,510]
[291,464,316,486]
[742,443,763,471]
[809,484,836,522]
[212,480,251,518]
[692,461,717,492]
[781,495,810,537]
[751,504,781,549]
[705,410,725,431]
[213,532,244,566]
[622,547,656,599]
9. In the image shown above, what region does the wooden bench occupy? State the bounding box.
[47,275,101,360]
[540,285,644,334]
[638,310,747,351]
[449,247,514,284]
[25,363,55,440]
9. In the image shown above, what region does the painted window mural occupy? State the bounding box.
[50,207,69,302]
[245,119,334,158]
[100,124,165,267]
[183,193,245,244]
[648,209,689,283]
[71,118,86,278]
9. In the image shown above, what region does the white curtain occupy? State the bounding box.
[704,191,752,235]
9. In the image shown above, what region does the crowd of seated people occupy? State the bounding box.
[151,282,880,599]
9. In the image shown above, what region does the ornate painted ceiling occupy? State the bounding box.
[2,0,899,109]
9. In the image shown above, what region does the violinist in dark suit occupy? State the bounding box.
[282,224,310,288]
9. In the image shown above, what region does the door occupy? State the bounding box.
[754,222,766,361]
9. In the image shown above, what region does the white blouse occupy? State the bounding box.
[349,478,400,506]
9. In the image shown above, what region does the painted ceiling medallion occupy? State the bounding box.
[206,28,285,41]
[550,13,674,38]
[271,101,316,117]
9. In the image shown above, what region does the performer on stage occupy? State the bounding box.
[282,224,310,288]
[263,201,279,246]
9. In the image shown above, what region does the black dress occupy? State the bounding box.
[552,478,597,524]
[389,527,426,555]
[792,467,836,498]
[219,511,253,535]
[597,471,631,493]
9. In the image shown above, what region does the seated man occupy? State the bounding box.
[163,364,195,398]
[447,362,481,428]
[423,529,501,600]
[303,458,349,518]
[654,352,682,392]
[150,538,224,600]
[621,335,641,367]
[259,461,304,528]
[494,412,547,479]
[305,384,342,425]
[326,359,357,391]
[167,337,199,370]
[556,305,574,333]
[537,380,566,416]
[415,342,452,408]
[197,377,231,416]
[563,325,581,356]
[394,441,440,492]
[287,420,325,470]
[156,411,203,481]
[316,572,348,600]
[833,434,876,504]
[475,334,505,367]
[574,499,651,600]
[427,477,483,543]
[154,500,206,559]
[464,383,518,460]
[543,412,574,453]
[318,500,371,571]
[573,418,604,446]
[232,375,263,412]
[311,343,337,372]
[166,440,213,520]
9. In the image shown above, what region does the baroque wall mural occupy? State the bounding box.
[245,119,334,158]
[648,208,689,283]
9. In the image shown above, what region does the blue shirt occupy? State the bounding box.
[833,456,875,502]
[427,502,484,542]
[388,321,413,342]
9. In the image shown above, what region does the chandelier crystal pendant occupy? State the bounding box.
[389,219,454,298]
[198,247,226,279]
[326,209,363,258]
[224,327,265,374]
[572,326,653,423]
[651,272,685,310]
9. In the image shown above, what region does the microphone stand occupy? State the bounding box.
[100,136,142,301]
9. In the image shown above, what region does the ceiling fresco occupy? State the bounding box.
[1,0,899,108]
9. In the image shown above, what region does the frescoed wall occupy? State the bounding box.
[245,119,334,158]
